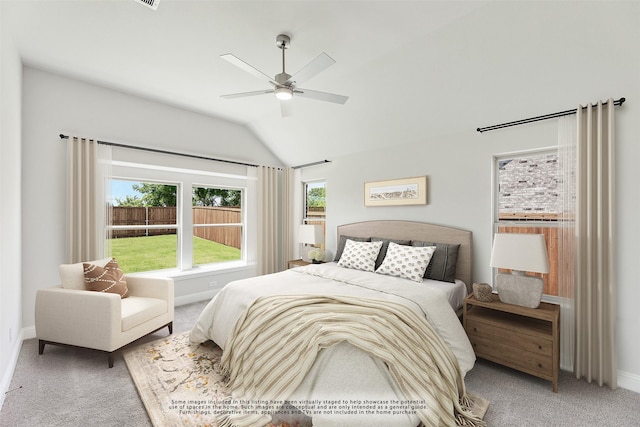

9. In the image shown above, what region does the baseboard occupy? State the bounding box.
[617,369,640,393]
[174,288,221,307]
[22,325,36,340]
[0,330,24,410]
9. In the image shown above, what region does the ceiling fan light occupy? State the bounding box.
[275,87,293,101]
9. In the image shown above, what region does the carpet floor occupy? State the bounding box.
[1,300,639,426]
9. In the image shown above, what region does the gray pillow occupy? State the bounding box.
[371,237,411,270]
[411,241,460,283]
[334,235,370,262]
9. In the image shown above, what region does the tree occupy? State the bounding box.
[192,187,241,207]
[115,183,176,207]
[114,195,144,207]
[115,183,241,207]
[307,186,326,208]
[134,183,177,207]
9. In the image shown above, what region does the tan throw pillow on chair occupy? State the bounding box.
[83,258,129,298]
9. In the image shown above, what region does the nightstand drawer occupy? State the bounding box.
[466,317,553,357]
[463,294,559,392]
[468,334,553,378]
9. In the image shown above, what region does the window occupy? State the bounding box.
[303,181,326,244]
[109,180,179,273]
[108,155,250,275]
[493,149,560,296]
[192,186,243,267]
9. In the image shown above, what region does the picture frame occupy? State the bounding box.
[364,176,427,206]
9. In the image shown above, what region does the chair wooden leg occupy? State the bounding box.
[108,352,115,368]
[168,322,173,334]
[38,340,45,355]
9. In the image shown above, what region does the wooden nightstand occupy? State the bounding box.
[287,259,311,269]
[463,293,560,392]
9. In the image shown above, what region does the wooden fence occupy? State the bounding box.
[193,207,241,249]
[110,206,241,249]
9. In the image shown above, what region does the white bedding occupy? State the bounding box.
[189,262,476,427]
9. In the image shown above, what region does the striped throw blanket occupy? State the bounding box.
[219,294,485,427]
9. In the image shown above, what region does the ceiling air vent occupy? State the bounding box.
[133,0,159,11]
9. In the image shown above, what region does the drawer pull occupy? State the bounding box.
[538,345,542,350]
[473,327,478,332]
[538,363,543,368]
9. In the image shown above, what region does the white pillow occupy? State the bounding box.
[59,257,113,290]
[337,239,384,272]
[375,242,436,282]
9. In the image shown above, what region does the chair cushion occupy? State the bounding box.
[59,257,112,290]
[121,297,168,332]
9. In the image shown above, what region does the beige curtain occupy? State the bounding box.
[257,166,294,274]
[573,100,617,388]
[66,137,112,263]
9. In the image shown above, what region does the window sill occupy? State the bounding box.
[126,260,255,281]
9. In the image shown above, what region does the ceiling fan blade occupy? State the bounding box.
[220,53,277,86]
[286,52,335,85]
[280,100,293,117]
[220,89,274,99]
[295,88,348,105]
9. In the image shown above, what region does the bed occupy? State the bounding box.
[189,220,480,427]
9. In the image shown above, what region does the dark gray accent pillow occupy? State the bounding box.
[334,235,371,262]
[371,237,411,270]
[411,241,460,283]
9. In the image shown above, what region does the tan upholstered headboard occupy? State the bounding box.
[337,220,473,293]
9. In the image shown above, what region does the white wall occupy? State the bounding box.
[303,99,640,393]
[20,67,283,331]
[0,3,23,407]
[300,0,640,393]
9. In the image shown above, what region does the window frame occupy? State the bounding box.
[302,180,326,246]
[191,183,245,268]
[492,147,560,298]
[108,160,251,276]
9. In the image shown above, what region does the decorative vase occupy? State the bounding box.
[472,282,493,302]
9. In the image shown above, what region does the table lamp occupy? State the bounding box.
[490,233,549,308]
[299,224,323,262]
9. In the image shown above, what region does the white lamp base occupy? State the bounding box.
[496,272,543,308]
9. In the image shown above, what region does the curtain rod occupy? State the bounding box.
[59,133,260,167]
[59,134,330,170]
[476,97,625,133]
[293,159,331,169]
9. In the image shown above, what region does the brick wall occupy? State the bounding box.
[498,153,560,215]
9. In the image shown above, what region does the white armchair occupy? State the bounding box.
[36,271,174,368]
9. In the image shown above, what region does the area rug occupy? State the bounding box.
[123,332,489,427]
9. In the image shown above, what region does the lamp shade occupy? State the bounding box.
[299,224,322,245]
[490,233,549,274]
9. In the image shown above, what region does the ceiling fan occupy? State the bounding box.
[220,34,348,116]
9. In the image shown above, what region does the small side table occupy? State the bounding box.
[287,259,311,269]
[463,293,560,392]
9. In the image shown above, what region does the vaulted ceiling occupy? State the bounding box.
[4,1,634,165]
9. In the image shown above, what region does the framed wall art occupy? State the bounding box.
[364,176,427,206]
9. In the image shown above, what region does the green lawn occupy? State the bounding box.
[110,234,241,273]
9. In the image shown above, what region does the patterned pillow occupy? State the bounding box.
[371,237,411,270]
[411,241,460,282]
[337,239,384,272]
[334,235,371,261]
[83,258,129,298]
[375,242,436,282]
